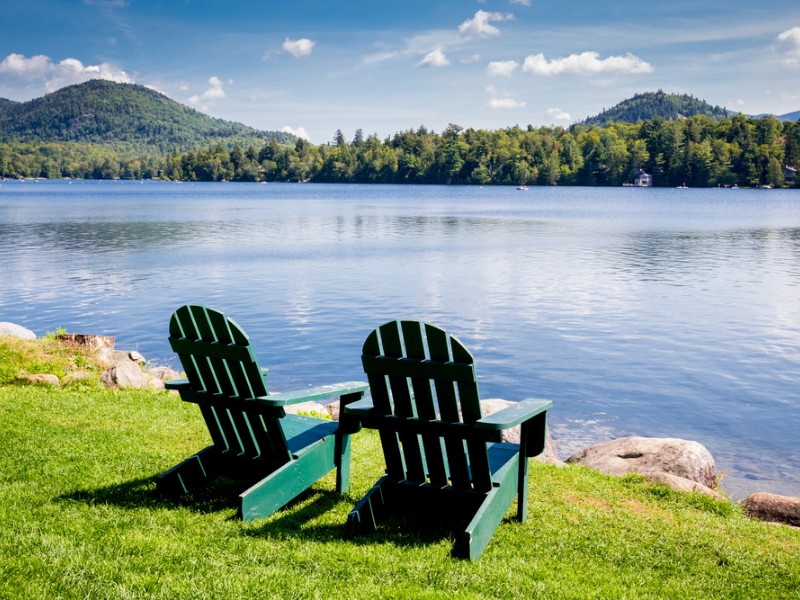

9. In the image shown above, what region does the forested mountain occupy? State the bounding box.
[0,80,293,154]
[0,98,19,113]
[1,84,799,187]
[583,91,732,126]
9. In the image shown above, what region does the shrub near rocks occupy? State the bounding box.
[1,328,182,390]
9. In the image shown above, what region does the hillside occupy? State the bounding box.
[0,98,19,112]
[776,110,800,122]
[0,80,293,154]
[583,91,732,126]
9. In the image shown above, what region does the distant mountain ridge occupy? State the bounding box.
[0,80,293,154]
[583,91,733,125]
[769,110,800,122]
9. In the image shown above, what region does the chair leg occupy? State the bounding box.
[155,445,222,496]
[346,475,389,537]
[517,425,531,522]
[239,440,336,522]
[335,431,351,494]
[454,454,520,560]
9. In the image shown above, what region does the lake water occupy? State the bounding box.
[1,179,799,499]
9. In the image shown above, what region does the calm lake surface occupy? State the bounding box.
[1,179,799,498]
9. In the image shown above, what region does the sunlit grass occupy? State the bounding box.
[0,352,798,598]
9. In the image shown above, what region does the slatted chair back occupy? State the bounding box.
[361,319,494,493]
[168,304,291,466]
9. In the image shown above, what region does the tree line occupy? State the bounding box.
[2,113,799,187]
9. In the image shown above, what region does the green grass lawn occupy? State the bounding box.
[1,373,798,598]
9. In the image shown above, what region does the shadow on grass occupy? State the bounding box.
[246,492,459,553]
[58,474,248,517]
[59,475,457,553]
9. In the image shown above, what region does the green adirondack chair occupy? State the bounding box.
[344,320,552,560]
[156,304,369,522]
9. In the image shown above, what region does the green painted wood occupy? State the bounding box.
[456,450,520,560]
[425,322,472,489]
[361,326,405,482]
[382,321,426,484]
[267,382,369,405]
[345,319,552,560]
[156,304,368,522]
[239,437,337,522]
[473,397,552,431]
[402,320,448,488]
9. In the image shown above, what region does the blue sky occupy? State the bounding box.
[2,0,800,143]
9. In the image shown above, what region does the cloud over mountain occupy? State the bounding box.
[0,53,133,92]
[522,51,653,76]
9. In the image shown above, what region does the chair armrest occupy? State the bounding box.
[164,378,189,391]
[342,398,376,416]
[474,398,552,431]
[265,381,369,406]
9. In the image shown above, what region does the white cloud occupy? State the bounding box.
[361,50,400,65]
[776,27,800,66]
[547,107,571,121]
[510,0,531,5]
[458,10,513,38]
[0,53,52,77]
[84,0,130,6]
[487,60,519,77]
[488,97,526,109]
[418,47,450,68]
[522,51,653,76]
[0,53,133,91]
[46,59,133,91]
[282,37,315,58]
[486,86,525,109]
[187,76,227,111]
[461,54,482,64]
[281,125,310,140]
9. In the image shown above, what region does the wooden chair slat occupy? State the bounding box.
[379,321,425,483]
[401,320,448,487]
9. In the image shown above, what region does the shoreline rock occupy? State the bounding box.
[17,373,60,386]
[565,436,719,496]
[742,492,800,528]
[0,322,36,340]
[55,333,115,350]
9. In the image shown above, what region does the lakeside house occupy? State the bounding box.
[624,168,653,187]
[784,165,797,185]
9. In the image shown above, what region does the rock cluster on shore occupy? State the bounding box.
[2,322,798,529]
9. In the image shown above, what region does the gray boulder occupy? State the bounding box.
[18,373,59,386]
[567,436,718,491]
[101,360,163,390]
[147,366,183,382]
[97,348,140,368]
[742,492,800,528]
[0,322,36,340]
